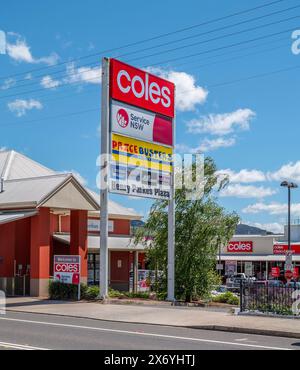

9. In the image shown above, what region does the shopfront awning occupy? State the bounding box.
[220,254,300,262]
[53,233,146,251]
[0,210,37,225]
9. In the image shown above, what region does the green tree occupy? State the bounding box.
[135,157,239,302]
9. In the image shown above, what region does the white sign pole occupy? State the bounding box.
[78,256,81,301]
[167,105,176,302]
[100,57,110,299]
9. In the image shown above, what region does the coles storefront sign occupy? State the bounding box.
[54,255,80,285]
[227,241,253,253]
[110,59,175,118]
[111,101,173,146]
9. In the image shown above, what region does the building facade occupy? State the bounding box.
[219,226,300,280]
[0,150,145,297]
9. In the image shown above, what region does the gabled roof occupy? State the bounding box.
[0,150,55,180]
[0,150,141,218]
[0,173,99,211]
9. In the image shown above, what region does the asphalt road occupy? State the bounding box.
[0,311,299,351]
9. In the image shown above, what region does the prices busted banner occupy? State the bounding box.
[110,133,172,200]
[108,58,175,200]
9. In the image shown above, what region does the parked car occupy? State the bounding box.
[226,273,255,288]
[211,285,229,296]
[211,285,239,298]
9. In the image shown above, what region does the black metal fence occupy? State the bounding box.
[240,281,300,316]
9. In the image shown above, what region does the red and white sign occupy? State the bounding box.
[293,267,299,279]
[271,267,280,278]
[54,255,81,285]
[110,59,175,118]
[111,100,173,146]
[227,241,253,253]
[273,244,300,255]
[285,270,293,281]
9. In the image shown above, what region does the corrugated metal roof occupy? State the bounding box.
[0,210,37,224]
[0,150,55,180]
[53,233,146,250]
[0,174,69,208]
[0,150,140,218]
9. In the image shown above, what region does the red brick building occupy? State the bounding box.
[0,150,145,296]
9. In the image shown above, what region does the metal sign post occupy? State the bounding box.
[100,57,176,302]
[167,110,176,302]
[100,57,110,299]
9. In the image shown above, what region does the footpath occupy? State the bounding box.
[5,297,300,339]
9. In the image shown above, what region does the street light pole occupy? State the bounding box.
[288,185,291,252]
[281,181,298,252]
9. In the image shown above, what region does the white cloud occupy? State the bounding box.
[41,75,61,89]
[6,34,59,65]
[267,161,300,183]
[1,78,16,90]
[244,221,284,234]
[65,63,102,85]
[220,184,276,199]
[198,137,236,152]
[217,168,266,183]
[242,202,300,216]
[7,99,43,117]
[147,67,208,111]
[187,108,255,135]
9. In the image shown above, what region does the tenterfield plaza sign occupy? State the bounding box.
[100,58,175,299]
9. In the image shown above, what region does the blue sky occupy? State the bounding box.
[1,0,300,233]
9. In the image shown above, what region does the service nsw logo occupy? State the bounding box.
[111,101,173,147]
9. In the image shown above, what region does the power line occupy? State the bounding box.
[186,42,287,72]
[127,14,300,63]
[171,34,288,69]
[0,38,285,105]
[117,5,300,61]
[1,107,100,128]
[146,26,297,67]
[0,20,300,100]
[175,64,300,96]
[2,3,297,92]
[0,23,297,102]
[2,62,299,130]
[0,0,287,82]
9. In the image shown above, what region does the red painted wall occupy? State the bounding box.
[56,215,131,236]
[15,218,31,275]
[30,208,50,279]
[0,222,16,277]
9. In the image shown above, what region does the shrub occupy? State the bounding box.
[83,285,100,300]
[108,288,124,298]
[212,291,239,305]
[108,289,150,299]
[49,281,87,300]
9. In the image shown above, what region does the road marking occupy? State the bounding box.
[0,341,48,350]
[0,316,293,350]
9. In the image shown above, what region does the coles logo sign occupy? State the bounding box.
[116,108,129,128]
[54,255,80,285]
[110,59,175,118]
[227,241,253,253]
